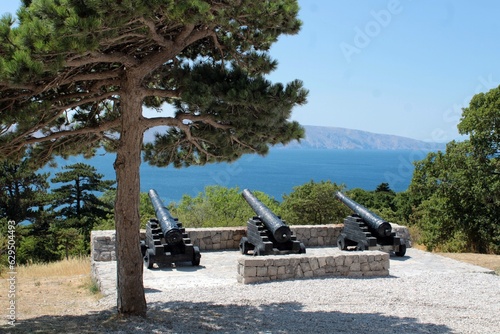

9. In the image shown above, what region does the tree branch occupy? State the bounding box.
[66,52,139,67]
[139,16,174,48]
[141,88,181,99]
[135,24,196,74]
[143,113,232,131]
[6,118,121,153]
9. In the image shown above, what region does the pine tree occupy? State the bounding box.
[0,158,50,224]
[50,162,115,248]
[0,0,307,316]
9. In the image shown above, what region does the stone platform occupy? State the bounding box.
[237,250,389,284]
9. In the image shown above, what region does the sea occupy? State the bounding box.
[45,149,432,203]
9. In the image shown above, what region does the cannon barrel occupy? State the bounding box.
[148,189,184,245]
[335,191,392,237]
[242,189,291,243]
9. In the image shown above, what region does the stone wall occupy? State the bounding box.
[184,225,343,251]
[183,227,247,251]
[237,251,390,284]
[91,224,410,261]
[291,225,342,247]
[92,225,344,261]
[91,230,116,262]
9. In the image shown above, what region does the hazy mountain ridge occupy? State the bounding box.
[144,125,446,150]
[281,125,446,150]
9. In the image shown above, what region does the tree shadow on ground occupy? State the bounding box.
[1,300,452,333]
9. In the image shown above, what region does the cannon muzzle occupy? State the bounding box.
[242,189,291,243]
[148,189,183,245]
[335,191,392,237]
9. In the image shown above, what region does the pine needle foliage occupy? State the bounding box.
[0,0,307,316]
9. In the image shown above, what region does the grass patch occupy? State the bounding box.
[16,256,90,278]
[80,275,103,297]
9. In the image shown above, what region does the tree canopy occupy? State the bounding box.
[171,185,279,227]
[0,0,307,316]
[0,0,307,162]
[408,86,500,254]
[281,180,349,225]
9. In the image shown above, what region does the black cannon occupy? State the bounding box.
[239,189,305,255]
[335,191,406,256]
[140,189,201,268]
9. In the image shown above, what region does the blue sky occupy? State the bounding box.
[2,0,500,142]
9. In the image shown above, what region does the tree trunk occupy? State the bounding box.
[113,75,147,316]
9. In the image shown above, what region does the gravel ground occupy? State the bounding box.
[5,248,500,333]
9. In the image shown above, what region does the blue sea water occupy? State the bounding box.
[46,149,431,203]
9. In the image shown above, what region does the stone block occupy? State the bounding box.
[240,276,270,284]
[295,266,304,278]
[326,256,336,266]
[277,266,286,275]
[317,236,324,246]
[324,265,335,273]
[277,273,294,281]
[243,266,257,277]
[98,251,111,261]
[349,271,364,277]
[360,262,371,272]
[240,258,264,267]
[310,229,318,238]
[304,270,314,278]
[309,258,320,271]
[256,266,268,277]
[299,262,311,273]
[369,261,383,271]
[350,262,361,272]
[317,256,328,267]
[313,268,326,276]
[274,258,289,267]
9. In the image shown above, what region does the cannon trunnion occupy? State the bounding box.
[239,189,305,256]
[336,191,406,256]
[140,189,201,269]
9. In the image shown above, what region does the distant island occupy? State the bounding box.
[144,125,446,151]
[279,125,446,150]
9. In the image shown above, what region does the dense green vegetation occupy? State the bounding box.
[1,162,115,265]
[2,85,499,269]
[0,8,498,315]
[0,0,308,316]
[406,86,500,254]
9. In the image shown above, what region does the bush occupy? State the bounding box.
[280,180,349,225]
[171,185,279,227]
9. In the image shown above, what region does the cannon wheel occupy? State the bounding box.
[140,240,147,257]
[239,237,250,255]
[144,249,155,269]
[299,242,306,254]
[192,246,201,266]
[356,241,367,251]
[337,235,347,250]
[395,244,407,257]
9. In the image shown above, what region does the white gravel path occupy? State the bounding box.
[90,248,499,333]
